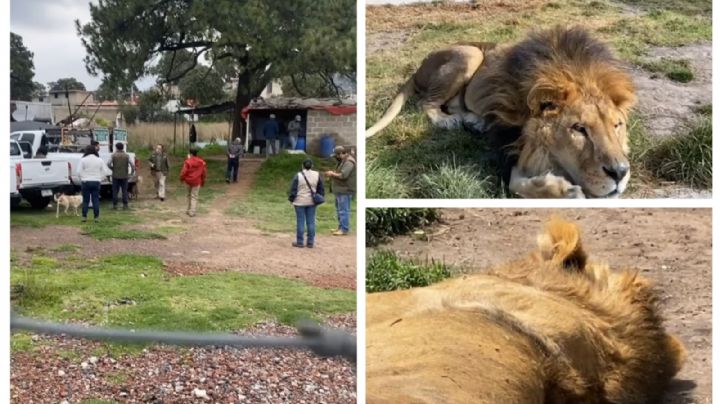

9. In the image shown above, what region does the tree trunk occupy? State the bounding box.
[232,71,256,145]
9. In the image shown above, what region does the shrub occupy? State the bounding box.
[366,250,452,293]
[366,208,439,246]
[416,162,494,199]
[366,161,411,198]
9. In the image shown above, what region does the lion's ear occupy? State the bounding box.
[527,83,568,118]
[536,217,587,270]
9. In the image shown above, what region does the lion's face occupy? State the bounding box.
[525,66,636,198]
[544,98,630,198]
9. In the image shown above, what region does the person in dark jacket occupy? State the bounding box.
[263,114,280,156]
[226,137,243,183]
[180,147,207,217]
[288,159,324,248]
[109,142,131,209]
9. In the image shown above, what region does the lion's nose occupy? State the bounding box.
[603,162,629,182]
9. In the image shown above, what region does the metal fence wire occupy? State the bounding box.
[11,313,356,364]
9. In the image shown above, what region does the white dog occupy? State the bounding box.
[54,193,83,218]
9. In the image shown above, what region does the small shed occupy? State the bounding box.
[241,96,356,155]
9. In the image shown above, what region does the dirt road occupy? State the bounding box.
[376,208,711,404]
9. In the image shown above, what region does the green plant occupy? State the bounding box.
[366,208,439,246]
[416,162,495,199]
[366,250,452,292]
[366,161,411,199]
[644,116,712,188]
[641,58,694,82]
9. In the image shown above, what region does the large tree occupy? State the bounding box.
[48,77,86,92]
[95,77,139,102]
[76,0,355,141]
[10,33,37,101]
[178,66,227,106]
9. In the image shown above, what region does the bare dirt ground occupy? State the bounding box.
[11,158,356,290]
[376,208,711,404]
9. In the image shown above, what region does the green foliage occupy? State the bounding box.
[95,77,138,102]
[366,250,452,293]
[366,161,411,199]
[10,32,36,101]
[178,66,227,106]
[366,208,439,246]
[11,254,355,335]
[641,58,694,83]
[644,116,712,188]
[119,104,139,125]
[48,77,86,92]
[137,89,173,122]
[416,162,494,199]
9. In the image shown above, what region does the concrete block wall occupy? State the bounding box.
[305,110,356,155]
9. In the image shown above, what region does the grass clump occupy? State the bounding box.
[644,116,712,188]
[641,58,694,82]
[366,250,452,293]
[366,208,439,246]
[416,162,495,199]
[366,161,412,199]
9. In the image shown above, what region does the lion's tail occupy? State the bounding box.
[365,78,416,138]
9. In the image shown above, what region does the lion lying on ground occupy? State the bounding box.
[366,26,636,198]
[366,218,686,403]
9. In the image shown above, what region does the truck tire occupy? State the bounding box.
[27,196,51,210]
[10,196,22,209]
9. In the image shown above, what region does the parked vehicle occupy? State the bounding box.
[10,127,139,195]
[10,140,73,209]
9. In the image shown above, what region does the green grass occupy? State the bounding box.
[366,250,452,293]
[366,0,711,198]
[11,254,355,354]
[366,208,440,246]
[11,204,167,240]
[641,58,694,82]
[228,153,357,233]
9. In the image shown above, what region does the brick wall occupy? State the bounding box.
[305,110,356,155]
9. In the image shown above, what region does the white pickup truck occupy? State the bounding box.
[11,127,138,196]
[10,140,73,209]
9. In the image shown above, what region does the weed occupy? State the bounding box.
[366,250,452,293]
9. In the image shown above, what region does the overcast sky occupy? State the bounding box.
[11,0,155,92]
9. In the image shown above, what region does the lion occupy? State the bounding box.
[366,218,686,403]
[366,26,636,198]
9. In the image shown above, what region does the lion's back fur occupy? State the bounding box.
[366,218,686,404]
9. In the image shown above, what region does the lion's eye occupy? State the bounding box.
[571,123,587,136]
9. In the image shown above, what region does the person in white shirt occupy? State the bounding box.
[79,145,112,222]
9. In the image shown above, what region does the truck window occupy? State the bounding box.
[10,142,21,156]
[19,142,32,159]
[20,133,36,145]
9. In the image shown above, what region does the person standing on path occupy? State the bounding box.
[109,142,131,209]
[324,146,356,236]
[288,159,325,248]
[226,137,243,183]
[149,144,170,201]
[79,145,111,223]
[263,114,280,156]
[180,147,207,217]
[287,115,302,150]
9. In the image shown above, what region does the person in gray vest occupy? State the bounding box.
[109,142,131,209]
[226,137,243,183]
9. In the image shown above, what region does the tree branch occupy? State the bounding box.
[289,74,307,97]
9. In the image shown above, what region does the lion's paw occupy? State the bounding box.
[565,185,586,199]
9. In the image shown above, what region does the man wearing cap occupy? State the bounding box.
[287,115,302,150]
[324,146,356,236]
[263,114,280,156]
[226,137,243,183]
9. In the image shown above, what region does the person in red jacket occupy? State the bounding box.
[179,147,207,217]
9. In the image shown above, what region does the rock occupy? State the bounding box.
[193,388,209,399]
[57,370,66,377]
[88,356,98,364]
[80,362,90,370]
